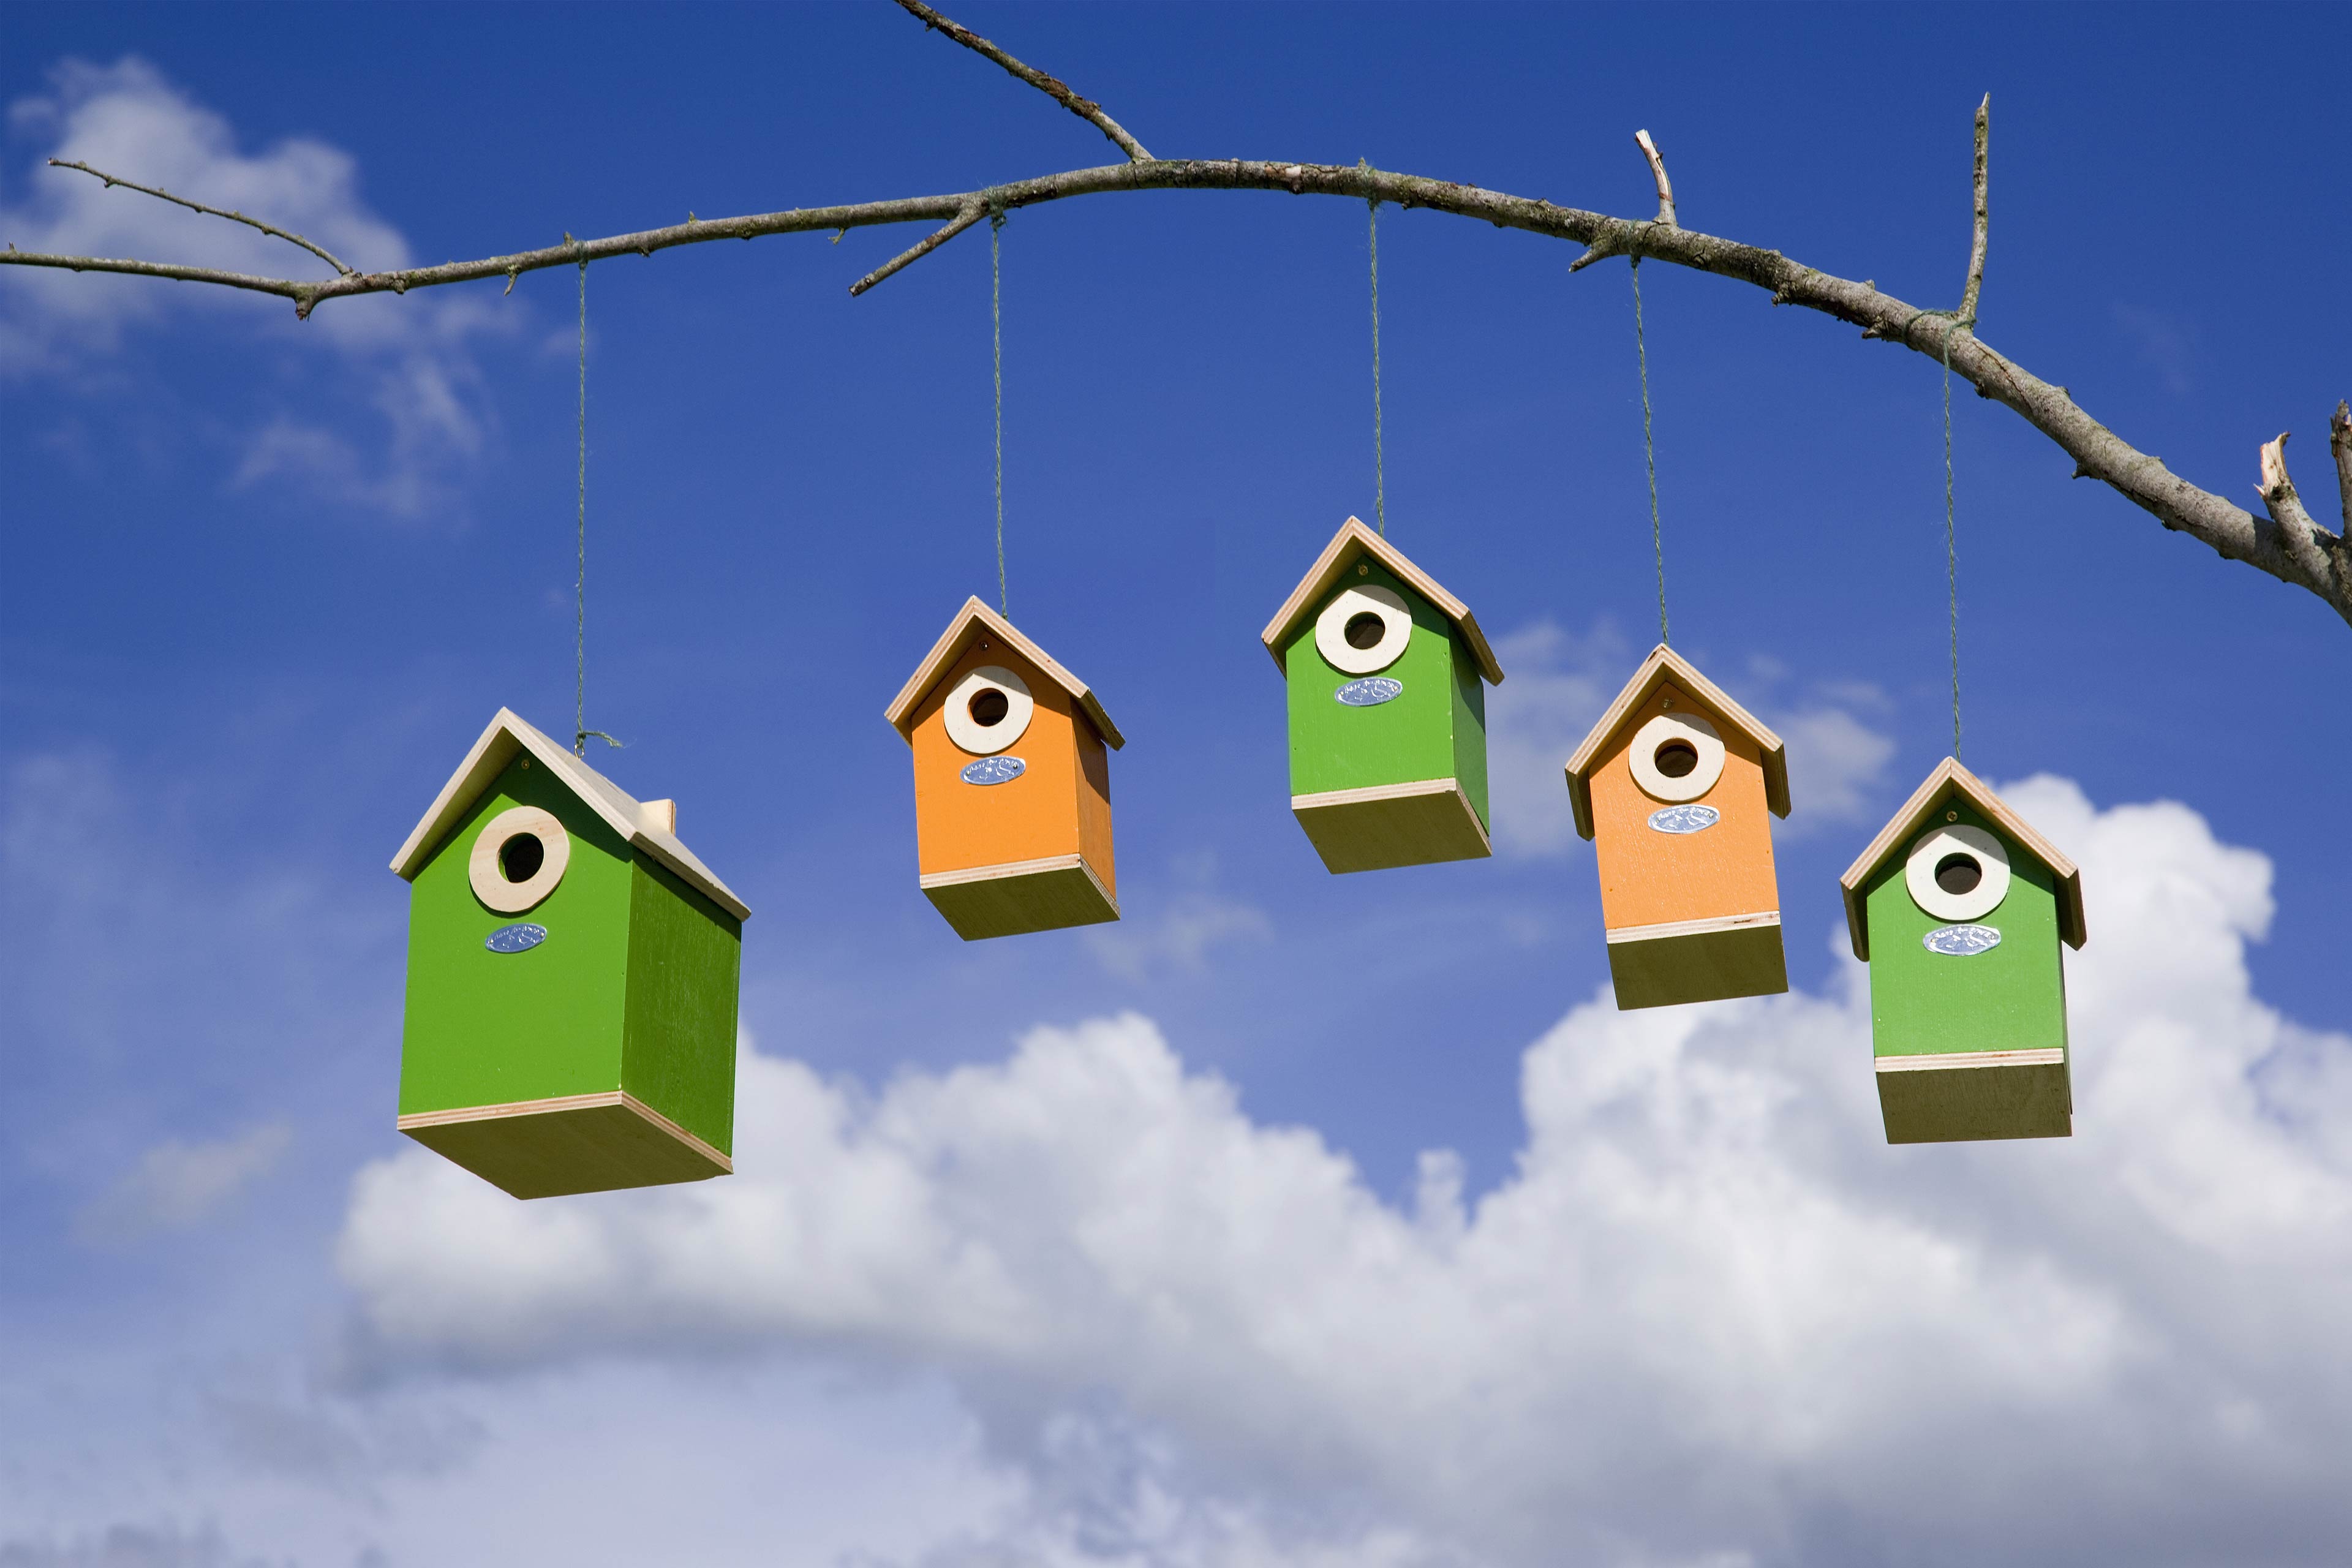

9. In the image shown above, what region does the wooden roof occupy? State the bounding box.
[390,708,749,921]
[884,596,1123,750]
[1838,756,2086,960]
[1559,644,1790,840]
[1259,517,1505,686]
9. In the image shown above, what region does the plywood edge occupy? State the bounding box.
[1259,518,1503,685]
[1840,758,2085,957]
[919,854,1120,919]
[398,1090,734,1173]
[886,597,1124,750]
[1562,646,1787,817]
[1874,1049,2067,1072]
[1290,777,1465,812]
[1605,910,1783,943]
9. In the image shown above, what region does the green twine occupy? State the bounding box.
[1368,195,1385,537]
[1632,257,1667,646]
[574,259,618,756]
[1942,325,1961,761]
[990,208,1008,616]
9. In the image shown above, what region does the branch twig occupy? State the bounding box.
[2332,400,2352,538]
[1959,94,1988,325]
[2257,432,2346,594]
[850,198,989,295]
[891,0,1152,163]
[1634,130,1676,227]
[47,158,353,276]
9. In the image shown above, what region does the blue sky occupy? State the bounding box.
[4,5,2350,1566]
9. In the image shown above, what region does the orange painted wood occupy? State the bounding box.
[1588,679,1780,932]
[908,638,1115,895]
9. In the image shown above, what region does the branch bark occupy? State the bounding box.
[2256,433,2346,598]
[48,158,353,276]
[1634,130,1676,227]
[2332,400,2352,538]
[1959,94,1988,325]
[2,8,2346,631]
[890,0,1151,163]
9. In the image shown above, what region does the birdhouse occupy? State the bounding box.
[1839,758,2086,1144]
[1562,644,1792,1009]
[1261,517,1505,873]
[388,709,748,1199]
[885,597,1125,940]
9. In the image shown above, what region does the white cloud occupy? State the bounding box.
[74,1123,291,1244]
[1084,891,1273,984]
[1,59,505,515]
[1771,702,1895,833]
[333,777,2352,1565]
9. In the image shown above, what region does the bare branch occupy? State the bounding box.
[1959,94,1988,325]
[1634,130,1676,227]
[5,150,2348,628]
[891,0,1152,163]
[2332,399,2352,538]
[2257,432,2347,595]
[850,198,989,295]
[47,158,353,276]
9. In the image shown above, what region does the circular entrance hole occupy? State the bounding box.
[968,688,1010,728]
[1654,740,1700,779]
[1344,611,1387,650]
[500,833,546,884]
[1934,853,1982,896]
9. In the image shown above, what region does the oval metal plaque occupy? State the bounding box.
[1647,804,1721,835]
[1334,676,1404,707]
[1923,924,2002,957]
[960,755,1027,786]
[485,922,548,954]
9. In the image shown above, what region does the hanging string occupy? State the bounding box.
[1367,197,1386,537]
[1631,258,1668,645]
[573,259,619,757]
[990,208,1008,616]
[1942,326,1962,760]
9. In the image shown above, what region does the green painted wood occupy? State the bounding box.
[398,753,635,1117]
[402,1102,727,1200]
[922,861,1118,940]
[1606,922,1789,1010]
[1863,797,2071,1142]
[1281,561,1490,826]
[621,854,742,1157]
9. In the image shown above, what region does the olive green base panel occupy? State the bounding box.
[1605,916,1789,1010]
[1875,1055,2072,1144]
[399,1092,731,1199]
[921,854,1119,941]
[1292,780,1491,874]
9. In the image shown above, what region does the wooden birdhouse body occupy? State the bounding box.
[888,597,1123,940]
[1842,760,2085,1144]
[1564,647,1790,1009]
[1263,519,1504,873]
[391,709,746,1199]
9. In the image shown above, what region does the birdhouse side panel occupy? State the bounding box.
[1447,636,1491,831]
[1074,715,1116,899]
[1863,809,2067,1060]
[1588,688,1779,933]
[1282,568,1461,799]
[620,854,743,1158]
[910,645,1085,876]
[398,754,635,1117]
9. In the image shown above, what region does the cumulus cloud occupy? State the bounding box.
[74,1123,291,1244]
[335,777,2352,1565]
[1,59,503,514]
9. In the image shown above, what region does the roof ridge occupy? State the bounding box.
[884,597,1123,749]
[1259,518,1504,687]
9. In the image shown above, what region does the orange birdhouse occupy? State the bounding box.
[1562,645,1792,1009]
[884,597,1124,941]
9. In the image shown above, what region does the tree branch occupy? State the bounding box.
[890,0,1152,163]
[1,25,2345,631]
[1634,129,1676,227]
[850,197,989,295]
[47,158,354,276]
[1959,94,1988,325]
[2256,432,2346,597]
[2332,399,2351,538]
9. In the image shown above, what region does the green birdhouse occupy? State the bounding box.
[1839,758,2086,1145]
[1261,517,1506,873]
[388,709,750,1199]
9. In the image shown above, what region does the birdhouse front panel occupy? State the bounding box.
[1281,557,1491,873]
[1860,797,2071,1143]
[394,718,743,1200]
[1586,678,1786,1008]
[908,636,1117,940]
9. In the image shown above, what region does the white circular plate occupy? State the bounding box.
[1627,710,1725,802]
[944,664,1035,755]
[1314,584,1413,674]
[469,804,572,913]
[1905,823,2011,922]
